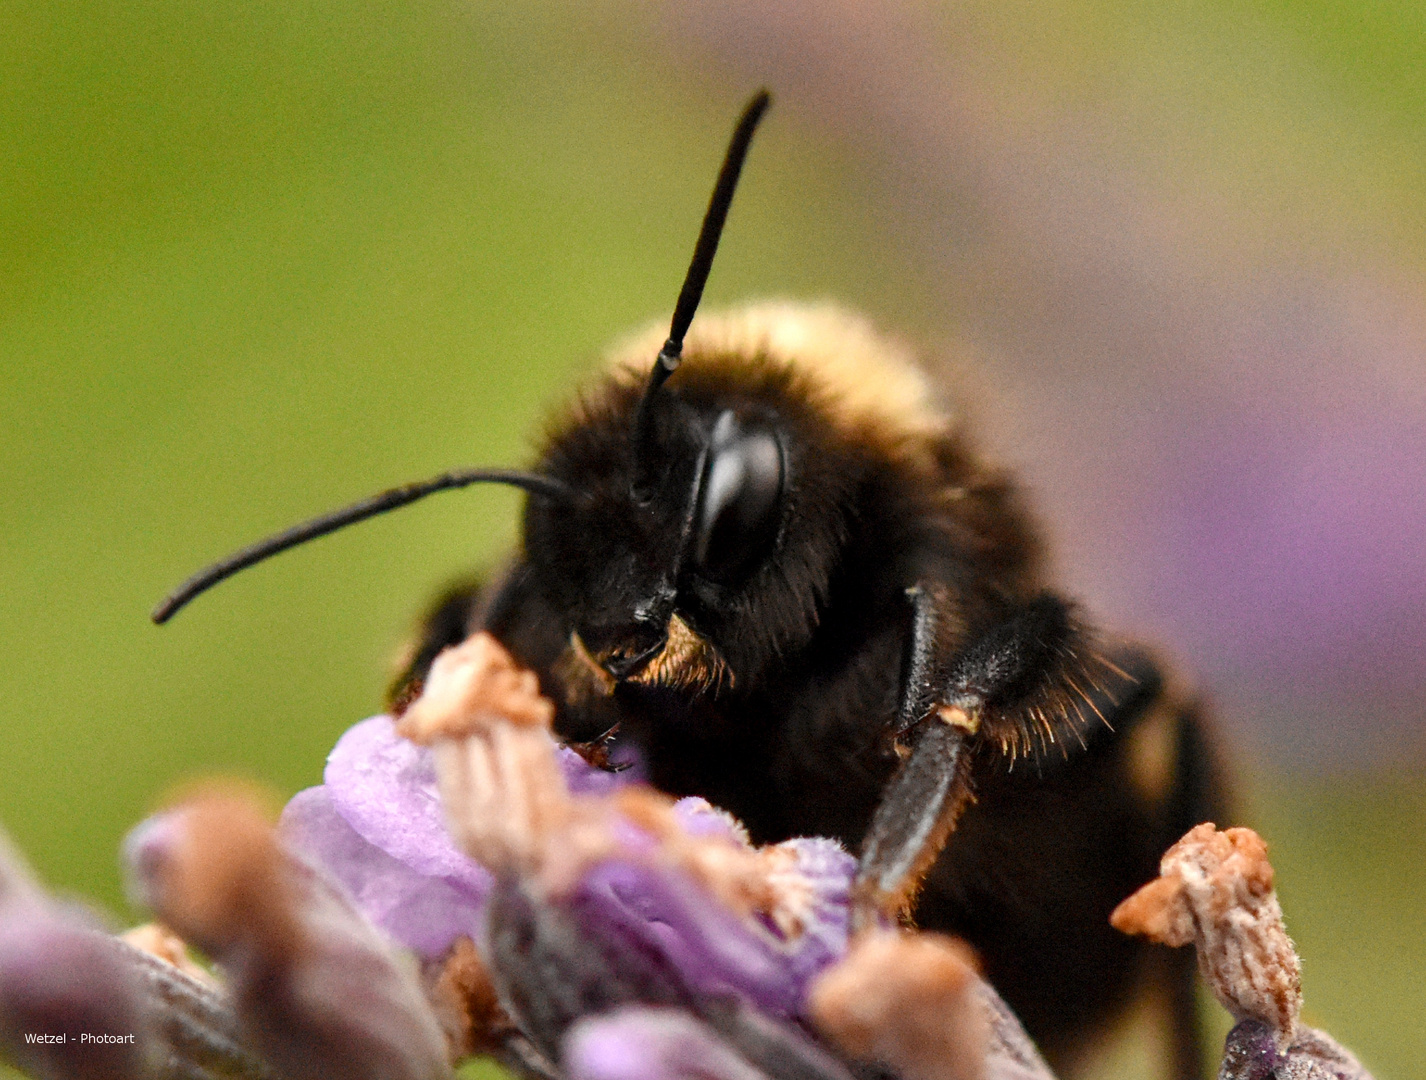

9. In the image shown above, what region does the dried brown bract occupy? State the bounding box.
[426,936,515,1059]
[1111,823,1301,1047]
[808,929,988,1080]
[397,633,555,744]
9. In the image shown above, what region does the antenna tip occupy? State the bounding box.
[738,90,772,137]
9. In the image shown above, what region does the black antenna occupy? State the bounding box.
[152,469,571,624]
[632,89,772,500]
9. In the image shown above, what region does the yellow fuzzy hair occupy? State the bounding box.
[605,301,953,471]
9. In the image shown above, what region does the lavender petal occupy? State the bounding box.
[768,839,856,997]
[281,786,484,960]
[323,715,491,892]
[564,1007,768,1080]
[568,850,851,1022]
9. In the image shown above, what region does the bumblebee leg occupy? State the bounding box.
[855,585,971,919]
[855,716,974,921]
[890,584,963,738]
[855,588,1092,921]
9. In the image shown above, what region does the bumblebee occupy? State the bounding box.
[156,92,1226,1079]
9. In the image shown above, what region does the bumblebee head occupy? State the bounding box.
[526,301,945,699]
[526,351,805,696]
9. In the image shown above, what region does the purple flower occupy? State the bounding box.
[0,628,1380,1080]
[279,716,489,960]
[561,840,853,1022]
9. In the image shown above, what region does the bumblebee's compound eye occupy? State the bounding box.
[694,409,784,580]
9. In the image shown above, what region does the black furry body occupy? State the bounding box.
[394,316,1227,1078]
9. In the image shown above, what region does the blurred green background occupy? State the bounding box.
[1,2,1421,1078]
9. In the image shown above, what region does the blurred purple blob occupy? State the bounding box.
[126,793,450,1080]
[0,831,149,1080]
[0,908,149,1080]
[565,1007,769,1080]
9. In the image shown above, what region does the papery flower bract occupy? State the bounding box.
[1113,825,1377,1080]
